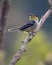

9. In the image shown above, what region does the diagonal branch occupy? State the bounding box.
[9,7,52,65]
[0,0,10,49]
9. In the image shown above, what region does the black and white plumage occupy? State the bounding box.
[8,14,39,33]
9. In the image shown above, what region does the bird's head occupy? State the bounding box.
[29,14,39,24]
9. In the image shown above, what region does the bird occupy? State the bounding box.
[8,14,39,33]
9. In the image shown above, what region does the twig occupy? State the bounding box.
[0,0,10,49]
[9,7,52,65]
[48,0,52,6]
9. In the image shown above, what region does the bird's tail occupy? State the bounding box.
[8,27,21,32]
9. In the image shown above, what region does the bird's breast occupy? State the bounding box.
[24,26,34,32]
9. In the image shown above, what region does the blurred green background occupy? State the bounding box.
[0,0,52,65]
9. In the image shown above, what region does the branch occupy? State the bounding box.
[0,0,10,49]
[0,0,10,65]
[9,8,52,65]
[48,0,52,6]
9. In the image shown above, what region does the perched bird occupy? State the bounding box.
[8,14,39,33]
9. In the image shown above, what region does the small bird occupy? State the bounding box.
[8,14,39,33]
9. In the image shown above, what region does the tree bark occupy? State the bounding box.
[0,0,9,49]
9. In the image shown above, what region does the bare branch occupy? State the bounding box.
[34,8,52,33]
[48,0,52,6]
[9,8,52,65]
[0,0,10,49]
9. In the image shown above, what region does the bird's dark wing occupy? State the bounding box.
[8,20,35,32]
[19,20,35,31]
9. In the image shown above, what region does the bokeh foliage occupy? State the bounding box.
[6,30,52,65]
